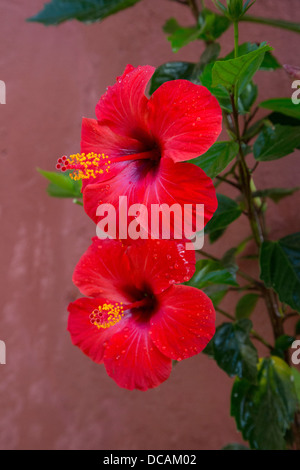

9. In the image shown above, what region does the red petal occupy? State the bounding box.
[67,297,124,364]
[143,158,218,229]
[72,238,134,302]
[126,239,195,295]
[150,285,215,361]
[80,118,145,189]
[82,158,217,235]
[95,65,155,139]
[103,316,172,391]
[148,80,222,162]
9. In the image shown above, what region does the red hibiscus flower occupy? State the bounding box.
[64,65,222,237]
[68,238,215,391]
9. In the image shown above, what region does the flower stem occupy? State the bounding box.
[234,21,239,58]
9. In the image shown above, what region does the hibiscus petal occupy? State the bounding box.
[126,239,195,295]
[67,297,124,364]
[72,238,134,302]
[147,80,222,162]
[83,158,217,236]
[144,158,218,229]
[150,285,215,361]
[80,117,145,189]
[95,65,155,140]
[103,316,172,391]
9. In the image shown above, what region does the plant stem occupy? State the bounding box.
[187,0,199,20]
[215,175,241,189]
[228,39,300,446]
[234,21,239,58]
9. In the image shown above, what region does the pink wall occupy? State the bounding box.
[0,0,299,450]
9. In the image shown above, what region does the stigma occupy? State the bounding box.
[89,302,124,330]
[56,152,111,181]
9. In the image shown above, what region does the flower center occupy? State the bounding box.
[56,145,161,181]
[89,295,156,331]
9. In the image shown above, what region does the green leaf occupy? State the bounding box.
[205,194,242,235]
[191,141,239,178]
[202,338,215,357]
[260,233,300,312]
[164,22,199,53]
[149,62,198,95]
[296,320,300,336]
[38,168,82,198]
[260,51,281,71]
[186,259,238,289]
[221,443,250,450]
[213,319,258,382]
[200,63,232,113]
[241,14,300,34]
[202,284,228,307]
[268,112,300,127]
[291,368,300,404]
[275,335,295,352]
[197,8,231,41]
[252,187,300,203]
[225,42,280,70]
[260,98,300,120]
[212,43,272,94]
[235,293,259,320]
[28,0,141,25]
[231,356,298,450]
[238,81,258,114]
[164,9,230,52]
[199,42,221,68]
[253,124,300,161]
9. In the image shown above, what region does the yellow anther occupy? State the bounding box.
[89,303,124,330]
[62,152,111,181]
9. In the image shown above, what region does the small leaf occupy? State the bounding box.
[213,319,258,382]
[252,187,300,203]
[260,51,281,71]
[275,335,295,352]
[28,0,141,25]
[38,168,82,198]
[295,320,300,336]
[202,339,215,358]
[164,23,199,53]
[225,42,281,71]
[191,141,239,178]
[212,43,272,94]
[149,62,198,95]
[200,63,232,113]
[186,259,238,289]
[163,9,230,52]
[205,194,242,235]
[291,368,300,404]
[231,356,298,450]
[235,293,259,320]
[238,81,258,114]
[202,284,228,307]
[253,124,300,161]
[260,98,300,120]
[260,233,300,312]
